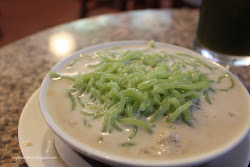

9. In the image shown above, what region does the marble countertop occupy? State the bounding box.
[0,9,249,167]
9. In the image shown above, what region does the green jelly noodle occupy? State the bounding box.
[49,42,235,139]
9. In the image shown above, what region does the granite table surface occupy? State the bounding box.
[0,9,249,167]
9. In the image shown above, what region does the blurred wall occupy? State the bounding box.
[0,0,81,47]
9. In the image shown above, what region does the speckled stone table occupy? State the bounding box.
[0,9,249,167]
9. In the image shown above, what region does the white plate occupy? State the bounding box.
[19,90,250,167]
[18,89,67,167]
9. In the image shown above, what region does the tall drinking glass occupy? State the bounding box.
[194,0,250,66]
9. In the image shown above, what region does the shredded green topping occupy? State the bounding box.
[83,119,92,128]
[49,44,233,138]
[117,118,153,134]
[67,59,77,69]
[98,136,103,143]
[50,71,75,81]
[217,73,235,91]
[128,126,137,140]
[203,91,212,104]
[119,142,136,147]
[67,92,76,111]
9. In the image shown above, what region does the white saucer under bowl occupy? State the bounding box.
[19,89,250,167]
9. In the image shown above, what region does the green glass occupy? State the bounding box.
[194,0,250,66]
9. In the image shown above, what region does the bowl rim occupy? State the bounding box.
[39,40,250,167]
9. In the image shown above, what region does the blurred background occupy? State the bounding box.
[0,0,201,47]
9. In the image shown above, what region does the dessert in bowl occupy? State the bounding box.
[39,41,250,167]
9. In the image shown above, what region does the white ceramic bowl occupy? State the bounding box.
[39,41,250,167]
